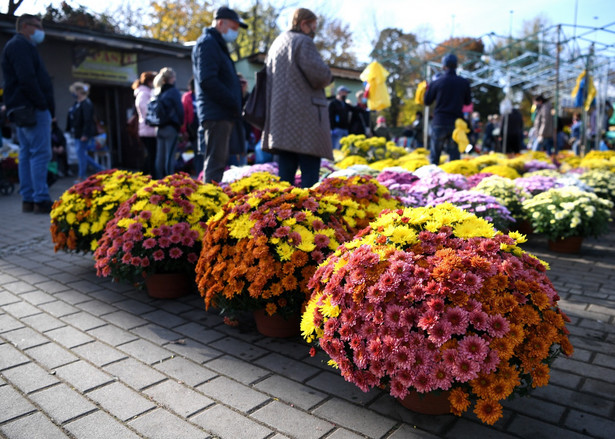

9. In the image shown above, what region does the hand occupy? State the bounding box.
[80,136,88,142]
[537,136,543,143]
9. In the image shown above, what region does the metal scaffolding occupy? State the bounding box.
[417,22,615,153]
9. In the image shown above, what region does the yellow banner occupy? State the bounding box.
[73,49,138,84]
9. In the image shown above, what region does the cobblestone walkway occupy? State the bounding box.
[1,178,614,438]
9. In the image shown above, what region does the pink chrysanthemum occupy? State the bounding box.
[169,247,183,259]
[487,315,510,338]
[153,250,165,261]
[458,335,489,361]
[143,238,157,249]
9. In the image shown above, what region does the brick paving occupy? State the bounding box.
[0,177,614,439]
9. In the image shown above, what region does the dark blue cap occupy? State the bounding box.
[442,53,458,69]
[215,6,248,29]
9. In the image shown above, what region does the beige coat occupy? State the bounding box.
[262,31,333,160]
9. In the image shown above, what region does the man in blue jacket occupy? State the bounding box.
[1,14,54,213]
[192,6,247,183]
[424,54,471,165]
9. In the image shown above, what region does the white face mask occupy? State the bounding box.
[223,28,238,43]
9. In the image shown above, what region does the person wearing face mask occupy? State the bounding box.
[192,6,248,183]
[261,8,333,188]
[349,90,371,136]
[1,14,55,214]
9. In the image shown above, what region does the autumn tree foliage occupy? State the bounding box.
[145,0,213,43]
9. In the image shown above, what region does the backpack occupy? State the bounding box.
[145,95,169,127]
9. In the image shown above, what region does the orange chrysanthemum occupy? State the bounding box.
[531,363,550,388]
[449,388,471,416]
[474,399,503,425]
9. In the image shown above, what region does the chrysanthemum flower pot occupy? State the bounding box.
[253,309,301,338]
[547,236,583,254]
[397,390,451,415]
[145,273,192,299]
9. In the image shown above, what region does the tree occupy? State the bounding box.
[427,37,485,71]
[314,17,358,69]
[370,28,422,127]
[145,0,213,43]
[104,3,148,37]
[233,0,282,60]
[42,1,117,33]
[6,0,24,16]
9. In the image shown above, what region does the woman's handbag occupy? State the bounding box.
[7,106,37,127]
[243,67,267,130]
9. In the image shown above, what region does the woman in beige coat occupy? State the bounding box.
[261,8,333,188]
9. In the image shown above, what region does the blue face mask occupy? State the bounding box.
[362,97,367,104]
[31,29,45,44]
[223,28,238,43]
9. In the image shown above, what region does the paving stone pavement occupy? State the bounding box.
[1,178,614,439]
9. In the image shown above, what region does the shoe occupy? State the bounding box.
[22,201,34,213]
[33,200,53,214]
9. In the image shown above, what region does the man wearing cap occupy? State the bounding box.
[329,85,353,149]
[424,53,471,164]
[1,14,54,213]
[329,85,351,149]
[192,6,247,183]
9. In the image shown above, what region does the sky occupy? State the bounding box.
[9,0,613,60]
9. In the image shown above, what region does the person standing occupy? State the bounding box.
[261,8,333,188]
[424,53,471,164]
[504,108,524,154]
[373,116,391,141]
[1,14,54,213]
[349,90,370,136]
[153,67,183,179]
[532,94,554,155]
[132,71,157,176]
[192,6,247,183]
[68,82,103,182]
[329,85,351,148]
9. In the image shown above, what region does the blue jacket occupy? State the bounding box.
[1,33,55,116]
[192,27,242,122]
[424,69,470,128]
[158,84,184,130]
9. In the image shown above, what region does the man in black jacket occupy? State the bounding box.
[1,14,54,213]
[329,85,351,149]
[424,54,471,164]
[192,6,247,183]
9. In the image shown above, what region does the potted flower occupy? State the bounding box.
[471,175,530,230]
[439,159,480,176]
[513,175,559,196]
[312,175,402,234]
[302,203,573,425]
[521,186,613,253]
[50,170,151,253]
[223,171,290,198]
[94,173,229,297]
[339,135,398,163]
[429,190,515,232]
[399,170,469,207]
[195,187,354,336]
[578,168,615,204]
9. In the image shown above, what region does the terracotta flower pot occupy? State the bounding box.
[547,236,583,254]
[145,273,192,299]
[397,390,451,415]
[253,309,301,338]
[515,219,534,236]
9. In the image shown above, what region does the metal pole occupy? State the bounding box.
[580,44,594,157]
[553,25,560,156]
[423,64,431,150]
